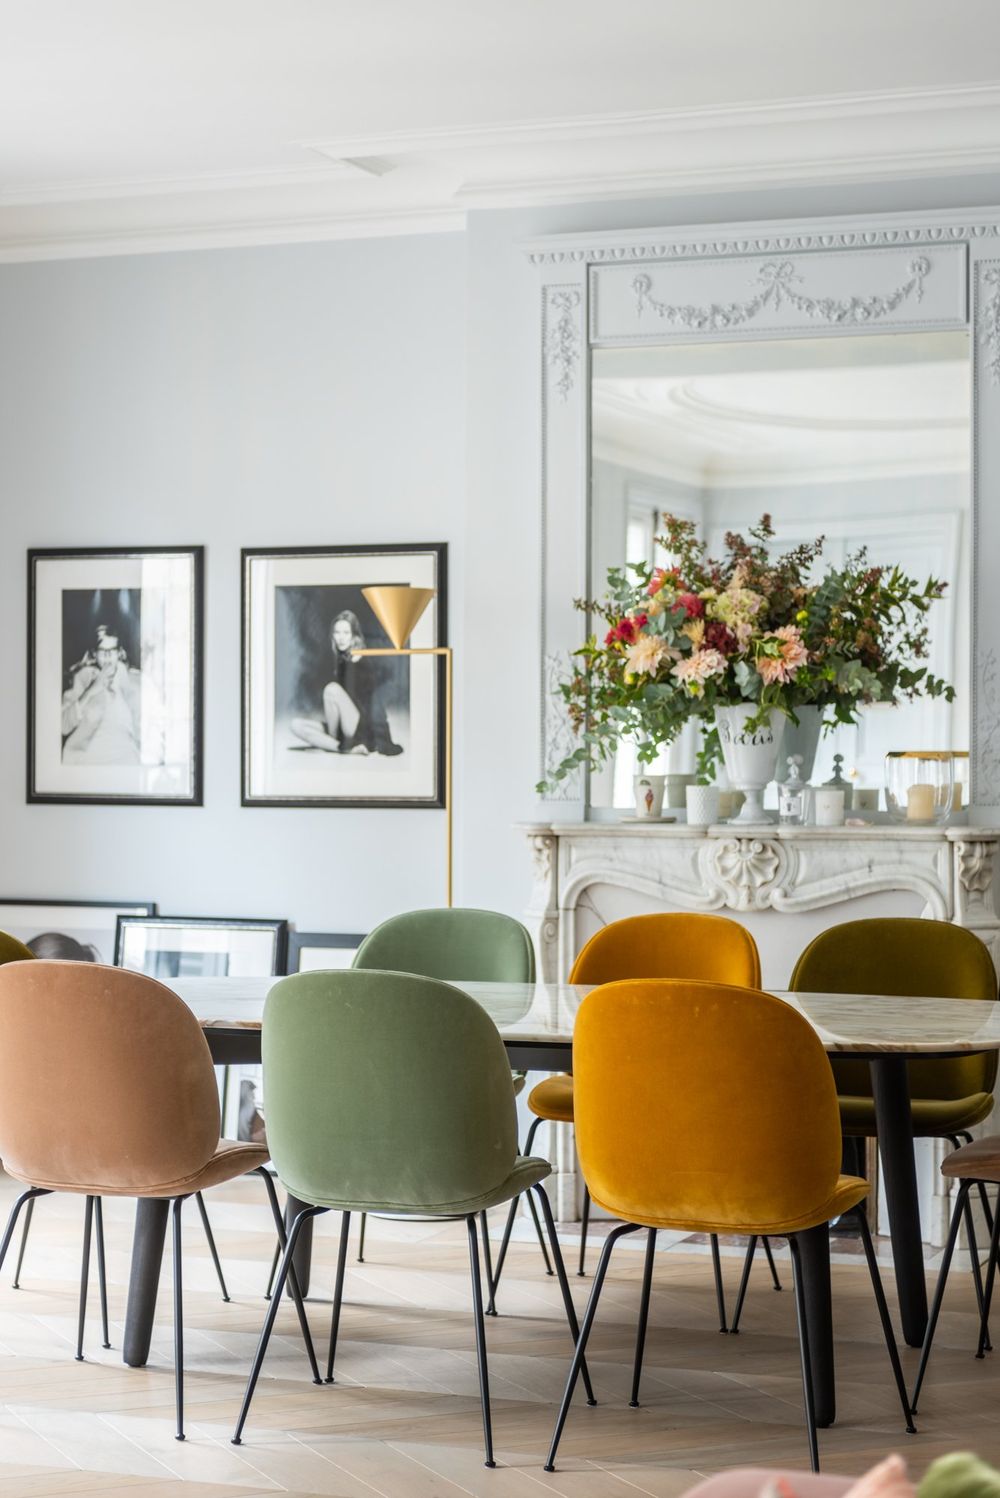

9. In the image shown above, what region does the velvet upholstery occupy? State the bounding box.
[262,968,549,1215]
[353,907,536,983]
[0,959,268,1195]
[790,919,998,1137]
[0,932,34,965]
[529,912,761,1124]
[573,978,867,1235]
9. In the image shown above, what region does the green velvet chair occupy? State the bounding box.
[731,917,999,1333]
[231,968,592,1467]
[0,932,33,965]
[350,906,553,1289]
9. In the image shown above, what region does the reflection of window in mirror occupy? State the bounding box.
[590,331,970,812]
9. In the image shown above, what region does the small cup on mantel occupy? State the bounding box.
[686,784,720,827]
[633,773,666,819]
[813,787,846,827]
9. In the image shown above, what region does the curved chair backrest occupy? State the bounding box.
[0,931,35,965]
[574,978,842,1234]
[569,912,761,987]
[353,907,535,983]
[263,968,520,1213]
[791,918,999,1100]
[0,960,220,1194]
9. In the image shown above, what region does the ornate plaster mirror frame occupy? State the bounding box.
[528,206,1000,823]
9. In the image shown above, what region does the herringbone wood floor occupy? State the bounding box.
[0,1171,995,1497]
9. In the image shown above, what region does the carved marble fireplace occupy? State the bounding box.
[523,821,1000,1236]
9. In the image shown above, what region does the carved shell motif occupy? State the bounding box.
[711,837,783,911]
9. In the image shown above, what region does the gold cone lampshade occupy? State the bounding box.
[362,585,436,649]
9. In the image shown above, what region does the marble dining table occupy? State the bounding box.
[122,976,1000,1432]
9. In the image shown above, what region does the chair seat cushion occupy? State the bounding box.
[941,1133,1000,1182]
[588,1172,869,1238]
[4,1137,271,1198]
[528,1073,574,1122]
[279,1154,552,1217]
[839,1092,995,1137]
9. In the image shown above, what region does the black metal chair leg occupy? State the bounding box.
[912,1180,970,1413]
[976,1182,1000,1359]
[0,1189,49,1281]
[11,1195,34,1289]
[76,1197,94,1362]
[729,1236,758,1336]
[94,1198,111,1349]
[544,1221,640,1472]
[530,1182,595,1405]
[486,1114,551,1313]
[232,1205,326,1445]
[172,1197,186,1440]
[762,1236,783,1290]
[710,1233,728,1333]
[851,1207,915,1432]
[524,1187,554,1274]
[577,1185,590,1277]
[629,1228,657,1407]
[357,1211,367,1263]
[264,1240,280,1301]
[195,1192,230,1303]
[479,1212,496,1317]
[466,1214,496,1468]
[325,1212,351,1384]
[788,1235,820,1474]
[255,1169,322,1384]
[963,1190,991,1350]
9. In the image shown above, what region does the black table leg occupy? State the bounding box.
[870,1055,927,1348]
[285,1194,315,1298]
[795,1222,835,1427]
[123,1199,169,1367]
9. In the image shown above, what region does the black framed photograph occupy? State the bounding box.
[0,898,157,965]
[242,543,447,807]
[115,914,288,979]
[286,931,366,973]
[28,546,204,805]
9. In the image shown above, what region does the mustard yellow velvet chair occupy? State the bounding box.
[492,912,778,1321]
[783,917,998,1336]
[543,978,914,1474]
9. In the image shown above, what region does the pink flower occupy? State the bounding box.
[671,647,728,696]
[673,592,705,619]
[624,635,676,676]
[756,625,809,685]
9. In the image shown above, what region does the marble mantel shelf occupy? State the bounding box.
[522,821,1000,985]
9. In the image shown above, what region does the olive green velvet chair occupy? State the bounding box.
[0,932,33,965]
[350,906,552,1288]
[231,969,592,1467]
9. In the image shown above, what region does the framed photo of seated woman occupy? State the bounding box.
[241,543,447,807]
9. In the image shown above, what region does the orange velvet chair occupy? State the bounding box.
[543,978,914,1474]
[490,912,778,1321]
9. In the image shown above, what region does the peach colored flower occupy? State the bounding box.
[757,625,809,685]
[624,634,673,676]
[671,647,727,696]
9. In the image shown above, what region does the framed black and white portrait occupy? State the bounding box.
[286,931,366,973]
[0,899,157,965]
[28,547,204,805]
[115,914,288,979]
[242,543,447,808]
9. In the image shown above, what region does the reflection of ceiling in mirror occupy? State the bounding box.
[593,333,969,488]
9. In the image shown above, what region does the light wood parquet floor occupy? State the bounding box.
[0,1170,996,1497]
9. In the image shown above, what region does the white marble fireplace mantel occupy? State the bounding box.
[524,822,1000,989]
[521,821,1000,1235]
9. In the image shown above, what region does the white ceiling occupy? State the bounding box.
[2,0,1000,259]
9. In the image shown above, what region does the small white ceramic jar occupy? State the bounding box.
[686,784,720,826]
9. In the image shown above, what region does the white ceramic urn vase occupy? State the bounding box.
[715,703,785,825]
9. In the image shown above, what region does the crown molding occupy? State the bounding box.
[0,205,465,264]
[299,81,1000,158]
[0,160,382,208]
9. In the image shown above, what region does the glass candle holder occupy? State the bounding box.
[884,752,955,825]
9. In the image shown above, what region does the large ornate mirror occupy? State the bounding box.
[589,329,970,810]
[529,211,1000,822]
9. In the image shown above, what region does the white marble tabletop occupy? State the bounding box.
[167,976,1000,1056]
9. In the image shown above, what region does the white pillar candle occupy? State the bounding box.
[906,782,936,821]
[813,788,845,827]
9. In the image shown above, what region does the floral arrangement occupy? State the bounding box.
[541,513,954,789]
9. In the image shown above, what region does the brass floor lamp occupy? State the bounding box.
[357,585,453,907]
